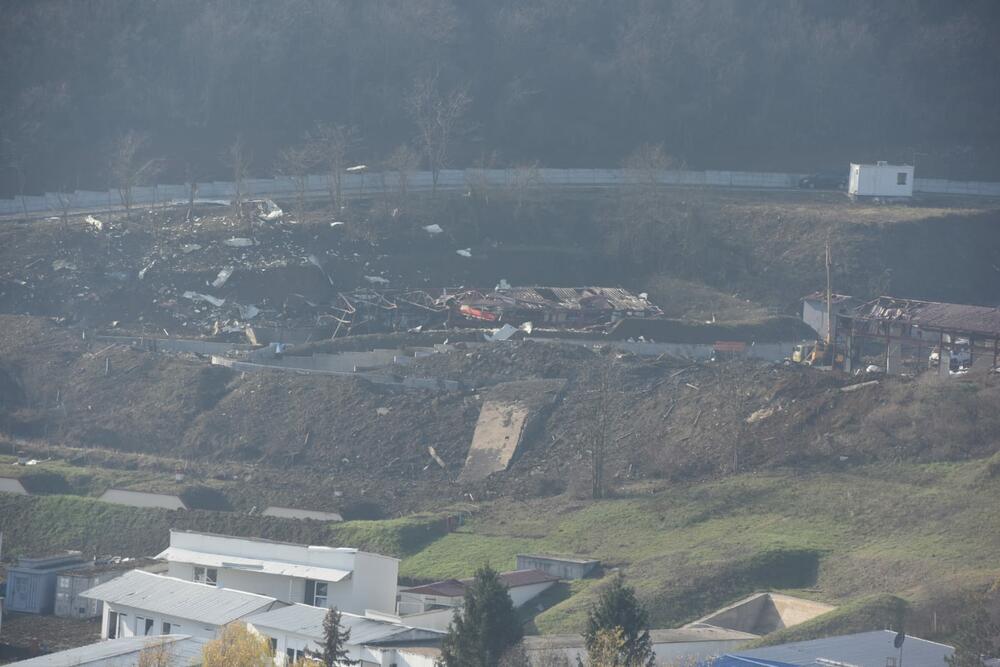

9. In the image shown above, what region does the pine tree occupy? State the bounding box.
[946,596,1000,667]
[440,565,524,667]
[321,607,357,667]
[584,574,655,667]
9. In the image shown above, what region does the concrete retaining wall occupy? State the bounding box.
[97,335,255,356]
[210,355,462,392]
[0,477,29,495]
[98,489,187,510]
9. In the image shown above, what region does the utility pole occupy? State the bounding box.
[825,240,833,357]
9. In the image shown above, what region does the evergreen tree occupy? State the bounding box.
[946,596,1000,667]
[584,575,655,667]
[440,565,524,667]
[321,607,357,667]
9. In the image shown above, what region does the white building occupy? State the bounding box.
[800,292,860,342]
[848,162,914,198]
[156,530,399,615]
[82,570,283,641]
[246,603,444,666]
[397,569,558,631]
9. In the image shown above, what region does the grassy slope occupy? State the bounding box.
[398,460,1000,635]
[2,456,997,642]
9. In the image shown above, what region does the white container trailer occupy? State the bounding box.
[848,161,914,198]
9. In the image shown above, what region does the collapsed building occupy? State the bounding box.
[328,286,662,336]
[839,296,1000,375]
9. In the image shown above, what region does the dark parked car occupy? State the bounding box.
[798,172,848,190]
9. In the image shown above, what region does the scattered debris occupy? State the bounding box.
[456,248,472,258]
[52,260,77,272]
[428,446,446,469]
[746,406,776,424]
[180,243,202,254]
[211,266,234,288]
[365,275,390,285]
[223,237,255,247]
[423,224,443,235]
[84,215,104,231]
[138,261,156,280]
[376,407,391,416]
[182,291,226,308]
[841,380,879,393]
[485,323,519,342]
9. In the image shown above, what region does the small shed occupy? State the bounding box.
[801,292,860,341]
[849,162,914,198]
[55,558,165,619]
[516,554,599,580]
[5,551,88,614]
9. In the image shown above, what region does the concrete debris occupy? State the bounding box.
[138,261,156,280]
[307,255,334,286]
[223,237,255,247]
[428,446,446,469]
[485,323,519,342]
[247,199,284,222]
[496,279,511,290]
[456,248,472,258]
[84,215,104,231]
[237,304,261,320]
[423,224,443,235]
[841,380,880,392]
[376,407,391,416]
[365,275,390,285]
[211,266,234,288]
[746,406,776,424]
[182,291,226,308]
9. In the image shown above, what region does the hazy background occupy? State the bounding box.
[2,0,999,194]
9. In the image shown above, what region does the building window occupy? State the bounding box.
[305,580,328,607]
[897,172,907,185]
[136,616,154,636]
[163,621,179,634]
[58,578,70,589]
[194,567,218,585]
[269,637,278,655]
[108,611,119,639]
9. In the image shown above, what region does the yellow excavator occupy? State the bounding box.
[792,339,844,366]
[792,242,845,368]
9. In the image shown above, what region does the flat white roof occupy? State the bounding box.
[82,570,280,626]
[156,546,352,582]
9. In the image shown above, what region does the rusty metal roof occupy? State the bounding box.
[854,297,1000,337]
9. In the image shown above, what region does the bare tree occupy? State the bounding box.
[277,143,319,219]
[588,359,620,500]
[223,136,251,232]
[109,130,161,221]
[406,74,472,194]
[385,143,420,204]
[508,160,543,220]
[309,123,360,212]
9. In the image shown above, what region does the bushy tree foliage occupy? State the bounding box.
[440,564,523,667]
[584,575,654,667]
[200,623,273,667]
[945,594,1000,667]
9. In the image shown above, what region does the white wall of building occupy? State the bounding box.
[100,602,220,641]
[163,532,399,615]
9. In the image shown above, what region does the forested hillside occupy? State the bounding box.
[2,0,999,194]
